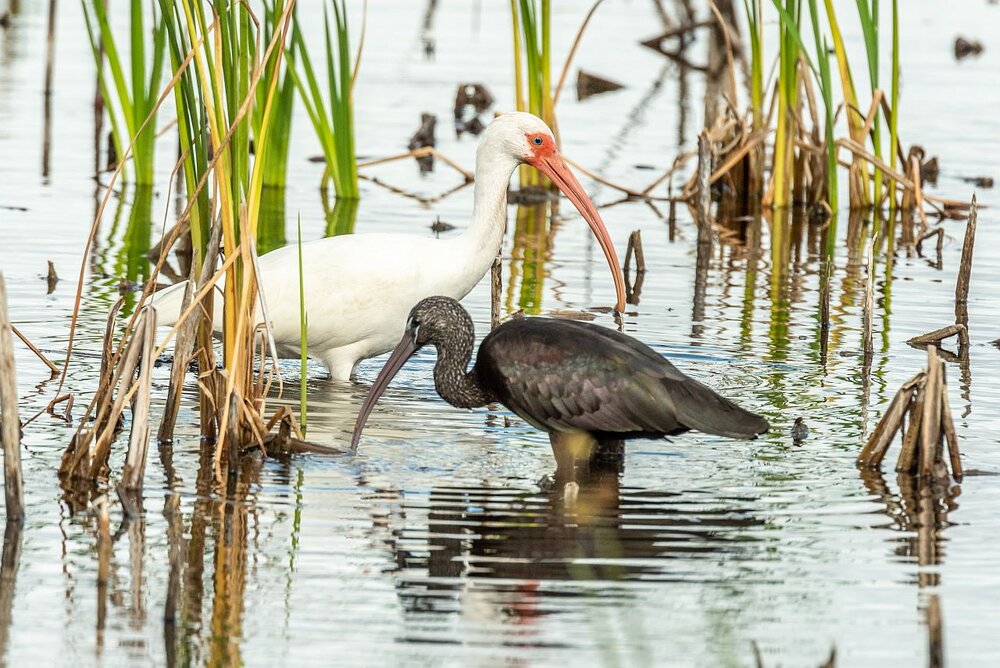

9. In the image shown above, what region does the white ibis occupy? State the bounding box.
[352,297,770,478]
[151,112,627,381]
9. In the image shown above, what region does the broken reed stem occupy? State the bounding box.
[916,227,944,258]
[0,275,24,523]
[122,308,157,490]
[10,325,60,375]
[490,254,501,331]
[863,234,876,355]
[896,385,925,474]
[695,130,712,235]
[908,323,968,347]
[919,347,942,478]
[87,319,147,480]
[157,282,195,445]
[940,378,962,481]
[857,371,923,468]
[624,230,646,275]
[862,353,962,481]
[356,146,474,182]
[955,194,977,305]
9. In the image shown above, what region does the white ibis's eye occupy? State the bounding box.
[533,137,543,146]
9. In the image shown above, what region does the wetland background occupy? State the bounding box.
[1,0,1000,665]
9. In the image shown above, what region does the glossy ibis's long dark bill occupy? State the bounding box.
[350,326,421,450]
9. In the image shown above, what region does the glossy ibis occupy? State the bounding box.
[352,297,770,478]
[151,113,626,380]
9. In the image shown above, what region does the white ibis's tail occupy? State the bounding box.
[148,281,224,331]
[148,281,189,328]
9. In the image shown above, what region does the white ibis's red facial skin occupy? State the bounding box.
[521,131,627,313]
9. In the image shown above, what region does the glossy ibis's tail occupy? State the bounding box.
[667,376,769,439]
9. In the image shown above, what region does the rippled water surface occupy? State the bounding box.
[1,1,999,666]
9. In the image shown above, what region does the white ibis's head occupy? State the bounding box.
[482,112,627,313]
[481,111,558,165]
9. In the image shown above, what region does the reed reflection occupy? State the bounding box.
[0,520,23,664]
[506,201,551,315]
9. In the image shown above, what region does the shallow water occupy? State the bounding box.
[1,1,1000,666]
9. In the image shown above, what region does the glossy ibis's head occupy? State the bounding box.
[482,112,626,313]
[350,297,473,450]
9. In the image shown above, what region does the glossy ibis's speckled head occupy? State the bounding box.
[405,296,474,347]
[351,297,473,450]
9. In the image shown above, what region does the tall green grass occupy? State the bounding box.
[770,0,801,209]
[855,0,883,206]
[82,0,166,185]
[742,0,764,134]
[510,0,553,188]
[291,0,359,199]
[807,0,837,213]
[159,0,297,457]
[888,0,900,214]
[257,0,297,189]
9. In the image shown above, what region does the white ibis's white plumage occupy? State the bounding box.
[151,112,626,381]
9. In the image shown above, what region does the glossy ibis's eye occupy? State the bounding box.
[533,136,543,146]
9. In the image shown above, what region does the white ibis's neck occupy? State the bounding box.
[451,145,519,284]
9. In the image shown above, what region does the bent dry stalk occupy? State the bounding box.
[0,275,24,523]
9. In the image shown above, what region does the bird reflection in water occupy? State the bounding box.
[376,462,763,624]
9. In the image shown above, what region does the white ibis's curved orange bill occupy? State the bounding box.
[351,326,421,450]
[528,151,627,313]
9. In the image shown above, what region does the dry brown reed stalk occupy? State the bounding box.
[862,234,875,355]
[955,195,977,305]
[10,324,60,375]
[916,226,944,257]
[926,595,944,668]
[562,157,672,201]
[857,347,961,482]
[908,324,969,348]
[623,229,645,306]
[94,493,111,643]
[121,308,156,490]
[491,254,502,330]
[0,274,24,523]
[49,20,209,412]
[695,130,712,232]
[157,220,222,443]
[551,0,606,109]
[357,147,474,182]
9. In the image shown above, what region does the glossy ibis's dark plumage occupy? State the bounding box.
[352,297,769,477]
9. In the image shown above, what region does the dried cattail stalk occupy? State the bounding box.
[908,323,968,347]
[10,324,60,375]
[695,130,712,235]
[896,385,925,474]
[122,309,157,490]
[0,274,24,522]
[955,194,977,305]
[919,348,943,478]
[857,372,923,468]
[490,254,501,331]
[624,230,646,275]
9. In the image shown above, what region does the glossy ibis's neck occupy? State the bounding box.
[431,327,492,410]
